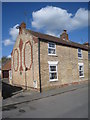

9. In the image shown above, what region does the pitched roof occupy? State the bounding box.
[27,29,88,51]
[83,42,89,46]
[2,59,11,70]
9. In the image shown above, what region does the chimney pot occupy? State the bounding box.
[63,30,67,33]
[83,42,88,46]
[60,30,69,41]
[20,22,26,29]
[19,22,26,34]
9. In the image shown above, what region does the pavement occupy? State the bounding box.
[3,84,88,118]
[0,80,2,98]
[2,81,88,109]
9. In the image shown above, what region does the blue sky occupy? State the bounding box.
[2,2,88,58]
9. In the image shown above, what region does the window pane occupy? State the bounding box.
[79,66,83,71]
[50,73,57,79]
[79,65,84,77]
[50,66,56,71]
[48,48,55,54]
[79,71,83,76]
[88,53,90,60]
[49,43,55,48]
[78,53,82,58]
[78,48,81,53]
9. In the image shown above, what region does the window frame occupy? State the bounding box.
[48,61,58,81]
[48,42,56,56]
[78,48,83,59]
[78,63,84,78]
[88,52,90,60]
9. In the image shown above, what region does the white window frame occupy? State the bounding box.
[88,52,90,60]
[78,63,84,78]
[48,42,56,56]
[78,48,83,59]
[48,61,58,81]
[9,70,12,80]
[33,80,37,88]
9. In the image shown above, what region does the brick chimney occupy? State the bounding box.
[19,22,26,34]
[83,42,89,46]
[60,30,69,41]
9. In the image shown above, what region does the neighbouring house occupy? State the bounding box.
[0,65,1,78]
[2,59,11,79]
[0,60,1,77]
[9,22,88,92]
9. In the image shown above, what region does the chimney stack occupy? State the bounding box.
[19,22,26,34]
[60,30,69,41]
[83,42,88,46]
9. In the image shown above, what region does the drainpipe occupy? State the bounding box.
[38,39,42,93]
[11,53,13,85]
[32,37,34,86]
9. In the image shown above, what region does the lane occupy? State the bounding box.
[3,86,88,118]
[0,78,2,119]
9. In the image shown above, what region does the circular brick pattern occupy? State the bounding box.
[24,41,32,70]
[13,49,19,71]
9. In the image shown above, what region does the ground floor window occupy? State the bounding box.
[33,80,37,88]
[48,61,58,81]
[78,63,84,77]
[9,70,12,80]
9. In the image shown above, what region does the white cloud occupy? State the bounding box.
[3,24,19,46]
[3,39,14,46]
[32,6,89,36]
[70,8,88,30]
[9,24,19,40]
[7,54,11,58]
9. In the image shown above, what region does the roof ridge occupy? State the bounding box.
[26,29,88,51]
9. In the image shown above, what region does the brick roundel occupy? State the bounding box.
[13,49,19,71]
[24,41,32,70]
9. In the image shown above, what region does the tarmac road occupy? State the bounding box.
[0,78,2,119]
[3,86,88,118]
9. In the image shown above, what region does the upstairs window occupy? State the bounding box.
[78,63,84,78]
[88,52,90,60]
[48,42,56,55]
[78,48,82,59]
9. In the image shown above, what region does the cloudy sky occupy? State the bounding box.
[2,2,89,58]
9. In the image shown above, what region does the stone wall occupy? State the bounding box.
[10,28,88,91]
[40,40,88,91]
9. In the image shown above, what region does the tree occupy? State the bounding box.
[1,56,10,65]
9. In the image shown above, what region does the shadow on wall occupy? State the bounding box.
[2,82,22,99]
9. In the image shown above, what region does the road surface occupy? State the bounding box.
[3,86,88,118]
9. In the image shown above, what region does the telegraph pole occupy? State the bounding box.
[24,11,27,25]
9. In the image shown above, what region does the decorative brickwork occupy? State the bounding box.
[19,22,26,35]
[11,50,13,56]
[24,41,32,70]
[33,36,38,44]
[19,39,23,71]
[10,23,88,91]
[13,49,19,71]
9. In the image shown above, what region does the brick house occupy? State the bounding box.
[2,59,11,79]
[0,63,1,78]
[9,22,88,92]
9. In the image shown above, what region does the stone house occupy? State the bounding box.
[9,22,88,92]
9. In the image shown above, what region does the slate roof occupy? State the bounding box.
[2,59,11,70]
[27,29,88,51]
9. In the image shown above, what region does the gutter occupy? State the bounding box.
[38,38,42,93]
[39,38,88,51]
